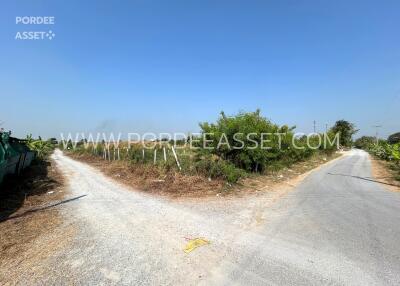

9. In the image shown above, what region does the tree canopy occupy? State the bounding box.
[330,120,358,147]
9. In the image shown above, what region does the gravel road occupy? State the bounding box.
[16,149,400,285]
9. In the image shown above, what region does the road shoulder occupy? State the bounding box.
[0,158,74,284]
[66,151,343,199]
[370,155,400,192]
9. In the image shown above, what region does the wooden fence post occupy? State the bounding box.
[171,146,181,171]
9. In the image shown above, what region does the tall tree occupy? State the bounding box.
[388,132,400,144]
[330,120,359,147]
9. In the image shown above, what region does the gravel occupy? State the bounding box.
[11,149,400,285]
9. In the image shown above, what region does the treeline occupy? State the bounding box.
[355,133,400,165]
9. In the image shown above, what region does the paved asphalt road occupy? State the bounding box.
[203,149,400,285]
[13,149,400,285]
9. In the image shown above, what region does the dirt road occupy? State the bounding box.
[5,149,400,285]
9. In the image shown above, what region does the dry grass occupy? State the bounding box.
[0,159,72,284]
[68,153,225,198]
[370,156,400,192]
[234,152,341,196]
[67,151,341,199]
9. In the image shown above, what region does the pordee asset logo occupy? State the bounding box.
[15,16,56,40]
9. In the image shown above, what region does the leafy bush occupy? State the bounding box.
[193,155,244,183]
[198,110,296,172]
[26,135,55,160]
[198,110,337,173]
[368,141,400,181]
[368,141,400,164]
[392,144,400,162]
[354,136,375,149]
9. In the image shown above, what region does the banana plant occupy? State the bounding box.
[26,138,54,159]
[391,143,400,164]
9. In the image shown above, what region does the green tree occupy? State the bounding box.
[330,120,359,147]
[388,132,400,144]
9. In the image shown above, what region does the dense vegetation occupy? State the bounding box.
[25,134,56,160]
[388,132,400,145]
[355,133,400,181]
[197,110,338,175]
[354,136,376,149]
[68,110,341,183]
[330,120,359,147]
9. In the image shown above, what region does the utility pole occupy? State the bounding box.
[372,125,382,145]
[313,120,316,133]
[325,123,328,134]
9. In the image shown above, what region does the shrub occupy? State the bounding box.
[194,155,244,183]
[198,110,298,172]
[198,110,337,173]
[354,136,375,149]
[368,141,400,164]
[26,135,55,160]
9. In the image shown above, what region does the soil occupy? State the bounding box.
[67,151,342,199]
[234,152,342,196]
[67,152,225,198]
[0,159,73,284]
[370,156,400,192]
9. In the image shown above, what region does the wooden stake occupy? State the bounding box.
[171,146,181,170]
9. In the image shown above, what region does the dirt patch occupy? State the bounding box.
[0,159,72,284]
[370,156,400,192]
[67,152,225,198]
[233,152,342,196]
[67,151,341,199]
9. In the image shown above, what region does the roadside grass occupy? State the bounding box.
[370,156,400,192]
[66,148,339,198]
[0,156,66,274]
[64,110,341,196]
[236,151,341,195]
[355,137,400,184]
[67,151,226,197]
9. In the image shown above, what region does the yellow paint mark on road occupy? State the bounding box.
[183,238,210,253]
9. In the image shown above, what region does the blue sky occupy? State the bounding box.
[0,0,399,139]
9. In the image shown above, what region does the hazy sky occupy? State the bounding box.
[1,0,399,139]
